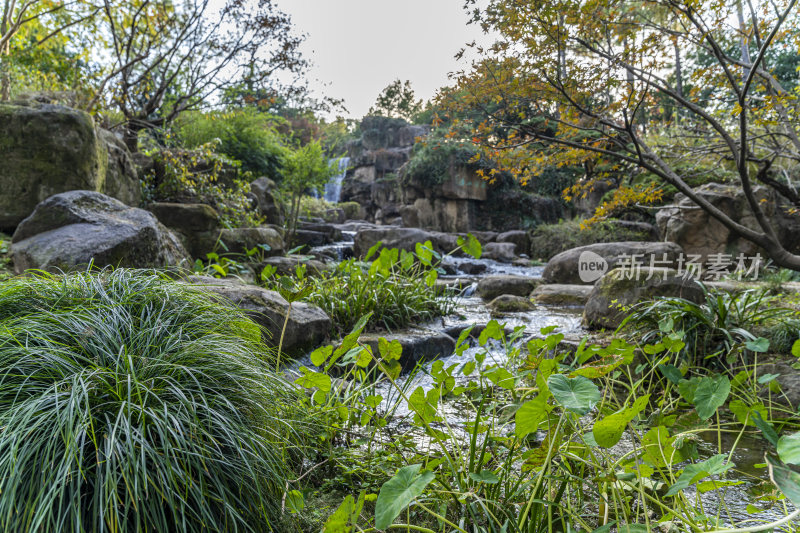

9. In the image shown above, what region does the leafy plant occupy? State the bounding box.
[0,269,314,532]
[266,238,479,334]
[621,285,795,364]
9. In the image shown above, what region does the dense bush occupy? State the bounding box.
[529,219,653,260]
[175,109,287,178]
[142,143,264,228]
[0,270,313,532]
[621,285,797,364]
[266,245,455,334]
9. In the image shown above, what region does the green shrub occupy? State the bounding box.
[0,233,11,281]
[621,285,796,364]
[266,246,454,334]
[143,143,264,228]
[176,109,287,177]
[529,218,652,260]
[0,269,313,532]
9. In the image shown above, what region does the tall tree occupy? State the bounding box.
[95,0,306,151]
[0,0,99,99]
[451,0,800,269]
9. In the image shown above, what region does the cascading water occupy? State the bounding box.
[323,156,350,203]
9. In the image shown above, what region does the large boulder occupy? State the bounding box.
[98,129,141,207]
[11,191,189,272]
[0,103,106,230]
[249,177,283,225]
[353,227,437,257]
[496,230,530,255]
[147,202,221,258]
[0,103,146,230]
[252,256,331,278]
[189,276,331,356]
[655,182,800,263]
[532,284,593,306]
[477,275,541,301]
[543,241,684,284]
[218,227,284,256]
[482,242,517,262]
[583,267,704,330]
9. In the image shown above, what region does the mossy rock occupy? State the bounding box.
[583,267,704,330]
[488,294,535,314]
[0,102,105,230]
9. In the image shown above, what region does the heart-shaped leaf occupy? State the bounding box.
[547,374,601,416]
[375,464,435,529]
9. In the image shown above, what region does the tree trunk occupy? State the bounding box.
[673,38,683,124]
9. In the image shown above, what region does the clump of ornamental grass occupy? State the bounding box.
[0,269,313,532]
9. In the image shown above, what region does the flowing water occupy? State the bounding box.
[324,156,351,203]
[299,237,797,529]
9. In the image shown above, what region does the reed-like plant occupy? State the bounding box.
[0,269,313,532]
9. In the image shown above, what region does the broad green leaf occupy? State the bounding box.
[792,339,800,358]
[746,337,770,353]
[365,241,383,261]
[310,345,333,367]
[294,367,331,392]
[424,269,438,287]
[692,375,730,420]
[592,395,649,448]
[658,364,683,384]
[768,456,800,507]
[478,320,504,345]
[728,399,767,427]
[469,470,499,484]
[375,464,435,529]
[285,490,304,513]
[378,338,402,361]
[547,374,601,415]
[641,426,683,467]
[515,395,550,437]
[665,454,733,496]
[458,233,482,259]
[486,367,515,390]
[778,432,800,464]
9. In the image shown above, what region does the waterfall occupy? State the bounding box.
[323,156,350,203]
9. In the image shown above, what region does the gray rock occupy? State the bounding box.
[297,222,342,242]
[477,275,541,301]
[543,241,684,284]
[359,329,455,372]
[147,202,221,258]
[11,191,189,272]
[482,242,517,263]
[219,227,284,256]
[98,129,141,207]
[290,229,329,248]
[458,261,488,275]
[583,267,704,330]
[532,284,593,306]
[488,294,535,314]
[253,256,331,278]
[353,227,437,257]
[0,103,105,230]
[496,230,531,255]
[189,276,330,356]
[249,177,283,225]
[656,182,800,263]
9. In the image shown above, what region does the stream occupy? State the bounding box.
[302,237,796,529]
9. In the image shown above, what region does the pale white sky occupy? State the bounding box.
[277,0,489,119]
